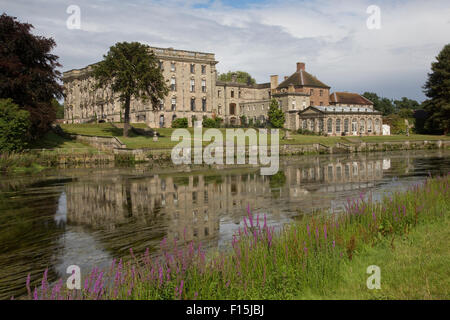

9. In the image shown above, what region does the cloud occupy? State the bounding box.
[1,0,449,101]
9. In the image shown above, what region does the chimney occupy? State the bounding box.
[231,73,237,82]
[296,62,305,72]
[288,84,295,93]
[270,75,278,90]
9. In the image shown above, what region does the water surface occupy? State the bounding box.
[1,149,449,299]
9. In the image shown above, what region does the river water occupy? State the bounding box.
[0,149,449,299]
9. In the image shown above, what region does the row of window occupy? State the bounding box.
[160,61,207,74]
[302,118,381,133]
[158,97,208,111]
[310,89,324,97]
[170,78,207,93]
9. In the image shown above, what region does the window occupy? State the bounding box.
[336,119,341,133]
[344,119,349,133]
[202,98,206,112]
[201,65,206,74]
[218,106,222,115]
[327,118,332,133]
[170,63,176,71]
[158,61,163,70]
[229,103,236,115]
[238,91,241,98]
[231,90,234,98]
[171,97,176,111]
[352,119,358,133]
[310,89,314,95]
[375,119,380,133]
[360,119,365,133]
[218,90,221,98]
[159,99,164,110]
[320,90,323,97]
[368,119,373,133]
[310,119,315,131]
[310,101,314,106]
[201,80,206,93]
[302,120,307,130]
[190,64,195,73]
[170,78,176,91]
[319,119,324,132]
[320,102,323,106]
[190,79,195,92]
[191,98,195,111]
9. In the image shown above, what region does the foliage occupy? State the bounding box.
[422,44,450,134]
[0,99,31,151]
[383,114,408,134]
[52,99,64,119]
[218,71,256,85]
[93,42,169,136]
[296,128,319,136]
[362,92,395,116]
[393,97,420,111]
[171,117,188,128]
[268,98,285,128]
[0,14,63,138]
[202,117,221,128]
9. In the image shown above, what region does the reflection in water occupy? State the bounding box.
[0,150,449,299]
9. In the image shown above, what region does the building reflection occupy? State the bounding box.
[65,155,390,248]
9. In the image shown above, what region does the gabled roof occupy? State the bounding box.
[278,70,330,89]
[329,92,374,105]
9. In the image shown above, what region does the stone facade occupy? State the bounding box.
[63,45,383,133]
[63,46,218,128]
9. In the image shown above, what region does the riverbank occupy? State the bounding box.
[25,173,450,300]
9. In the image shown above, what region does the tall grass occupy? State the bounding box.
[23,174,450,300]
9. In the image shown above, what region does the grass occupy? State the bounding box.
[29,131,97,153]
[24,174,450,300]
[59,124,450,149]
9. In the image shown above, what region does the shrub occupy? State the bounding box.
[202,117,222,128]
[171,117,188,128]
[0,99,31,151]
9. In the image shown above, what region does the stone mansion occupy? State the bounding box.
[63,45,383,136]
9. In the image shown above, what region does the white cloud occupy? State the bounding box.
[1,0,449,101]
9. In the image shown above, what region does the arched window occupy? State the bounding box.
[344,119,349,133]
[319,119,324,132]
[327,118,333,133]
[368,119,373,133]
[360,119,365,133]
[302,119,307,130]
[352,119,358,133]
[336,119,341,133]
[310,119,315,132]
[375,119,380,134]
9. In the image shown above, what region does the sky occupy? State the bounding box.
[2,0,449,102]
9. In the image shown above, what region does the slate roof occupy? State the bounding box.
[299,106,381,115]
[277,70,330,89]
[329,92,374,105]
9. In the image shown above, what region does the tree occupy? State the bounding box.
[268,98,285,128]
[218,71,256,85]
[52,99,64,119]
[0,13,63,138]
[393,97,420,111]
[422,44,450,134]
[0,99,31,151]
[362,92,395,115]
[93,42,169,136]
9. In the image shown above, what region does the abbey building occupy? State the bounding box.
[63,45,382,135]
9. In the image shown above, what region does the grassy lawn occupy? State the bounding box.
[29,131,97,153]
[58,124,450,149]
[325,215,450,299]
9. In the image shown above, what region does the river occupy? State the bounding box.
[0,149,449,299]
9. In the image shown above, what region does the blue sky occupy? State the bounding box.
[2,0,449,102]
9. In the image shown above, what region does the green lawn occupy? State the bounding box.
[29,131,97,153]
[58,124,450,149]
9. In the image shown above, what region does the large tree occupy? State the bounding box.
[93,42,169,136]
[422,44,450,135]
[218,71,256,85]
[0,13,63,138]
